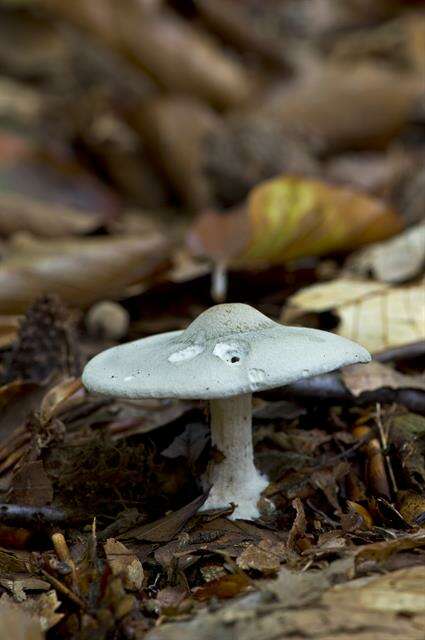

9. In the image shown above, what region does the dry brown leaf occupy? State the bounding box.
[323,565,425,613]
[342,361,425,397]
[0,603,43,640]
[354,531,425,567]
[287,497,307,551]
[397,491,425,526]
[132,97,219,210]
[0,131,117,238]
[0,590,63,632]
[39,378,82,425]
[45,0,251,108]
[0,78,43,126]
[0,233,169,313]
[9,461,53,508]
[236,539,285,575]
[104,538,144,591]
[285,277,425,353]
[0,315,20,348]
[258,63,421,151]
[349,221,425,283]
[119,494,207,542]
[192,572,253,601]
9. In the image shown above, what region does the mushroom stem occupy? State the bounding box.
[211,261,228,302]
[201,393,268,520]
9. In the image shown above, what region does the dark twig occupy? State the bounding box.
[262,370,425,412]
[0,504,91,528]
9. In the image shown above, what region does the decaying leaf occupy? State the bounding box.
[119,494,208,542]
[0,233,169,313]
[0,315,20,349]
[257,63,421,151]
[189,177,402,269]
[390,413,425,488]
[9,460,53,508]
[342,361,425,397]
[0,603,43,640]
[284,277,425,353]
[236,539,285,574]
[45,0,251,108]
[192,571,253,601]
[104,538,144,591]
[0,576,50,602]
[354,531,425,567]
[161,423,209,465]
[0,590,63,632]
[349,221,425,283]
[287,498,307,552]
[397,490,425,526]
[133,96,219,210]
[323,565,425,613]
[0,131,117,238]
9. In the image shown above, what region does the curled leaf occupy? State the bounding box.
[189,177,402,269]
[0,233,169,313]
[0,131,118,238]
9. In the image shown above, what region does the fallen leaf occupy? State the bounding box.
[133,96,219,210]
[284,277,425,353]
[0,315,20,348]
[189,177,402,268]
[287,498,307,551]
[390,413,425,489]
[119,494,208,542]
[192,572,253,601]
[342,361,425,397]
[104,538,144,591]
[323,565,425,613]
[0,576,50,601]
[0,603,43,640]
[46,0,251,108]
[0,78,43,126]
[39,378,82,425]
[0,130,117,238]
[0,233,169,313]
[237,539,285,575]
[397,491,425,526]
[348,221,425,283]
[161,423,209,465]
[155,586,189,615]
[9,461,53,508]
[0,590,63,632]
[354,531,425,567]
[258,63,421,151]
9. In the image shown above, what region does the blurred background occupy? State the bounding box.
[0,0,424,338]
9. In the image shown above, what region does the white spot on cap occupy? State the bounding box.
[168,344,205,363]
[213,342,248,365]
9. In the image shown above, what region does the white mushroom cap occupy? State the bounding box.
[82,303,371,400]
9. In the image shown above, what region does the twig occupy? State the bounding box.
[51,532,79,591]
[261,370,425,411]
[0,504,90,527]
[40,569,86,609]
[375,403,398,496]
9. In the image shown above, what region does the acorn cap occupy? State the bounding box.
[82,303,371,400]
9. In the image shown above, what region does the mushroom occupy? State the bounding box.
[82,303,371,520]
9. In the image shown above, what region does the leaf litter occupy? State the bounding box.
[0,1,425,638]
